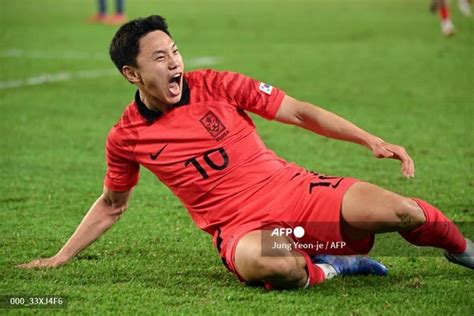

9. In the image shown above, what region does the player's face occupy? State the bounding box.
[134,30,185,106]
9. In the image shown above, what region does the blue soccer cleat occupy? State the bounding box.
[444,238,474,269]
[312,255,388,277]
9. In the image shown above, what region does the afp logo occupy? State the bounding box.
[271,226,305,238]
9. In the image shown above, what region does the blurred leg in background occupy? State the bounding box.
[89,0,127,25]
[430,0,471,36]
[89,0,107,23]
[106,0,127,25]
[457,0,472,16]
[437,0,455,37]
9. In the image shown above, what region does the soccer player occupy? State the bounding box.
[18,15,473,290]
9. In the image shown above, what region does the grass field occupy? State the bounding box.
[1,0,473,314]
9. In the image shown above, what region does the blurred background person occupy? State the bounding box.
[89,0,127,25]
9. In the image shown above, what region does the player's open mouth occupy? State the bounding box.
[168,73,182,97]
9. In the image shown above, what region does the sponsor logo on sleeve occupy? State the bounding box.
[259,82,273,95]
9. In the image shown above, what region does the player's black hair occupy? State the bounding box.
[109,15,172,71]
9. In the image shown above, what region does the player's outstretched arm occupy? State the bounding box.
[274,95,415,178]
[16,187,132,269]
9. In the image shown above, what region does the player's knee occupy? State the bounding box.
[238,252,306,288]
[263,256,298,278]
[235,231,307,288]
[255,255,307,289]
[244,254,289,278]
[395,198,426,230]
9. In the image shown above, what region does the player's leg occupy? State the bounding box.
[233,230,388,290]
[438,0,455,36]
[103,0,127,25]
[340,182,473,269]
[233,230,314,289]
[89,0,107,23]
[113,0,127,22]
[99,0,106,16]
[341,182,425,235]
[458,0,472,16]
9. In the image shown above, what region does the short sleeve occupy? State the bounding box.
[220,71,286,120]
[104,128,140,192]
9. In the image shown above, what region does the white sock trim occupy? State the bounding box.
[303,275,311,289]
[315,263,338,280]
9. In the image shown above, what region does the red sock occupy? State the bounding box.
[301,251,325,287]
[400,198,466,254]
[439,6,450,21]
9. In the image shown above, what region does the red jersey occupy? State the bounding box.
[105,69,301,235]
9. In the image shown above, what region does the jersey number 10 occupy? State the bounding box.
[184,147,229,179]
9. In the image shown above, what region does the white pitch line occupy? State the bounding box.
[0,69,117,89]
[0,49,107,60]
[0,56,221,90]
[186,56,221,67]
[0,49,222,66]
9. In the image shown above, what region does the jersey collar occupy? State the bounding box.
[135,77,190,123]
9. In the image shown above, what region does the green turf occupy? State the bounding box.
[1,0,473,314]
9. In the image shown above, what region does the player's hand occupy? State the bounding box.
[370,139,415,178]
[16,255,68,269]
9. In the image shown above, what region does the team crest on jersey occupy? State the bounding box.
[259,82,273,95]
[199,111,229,142]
